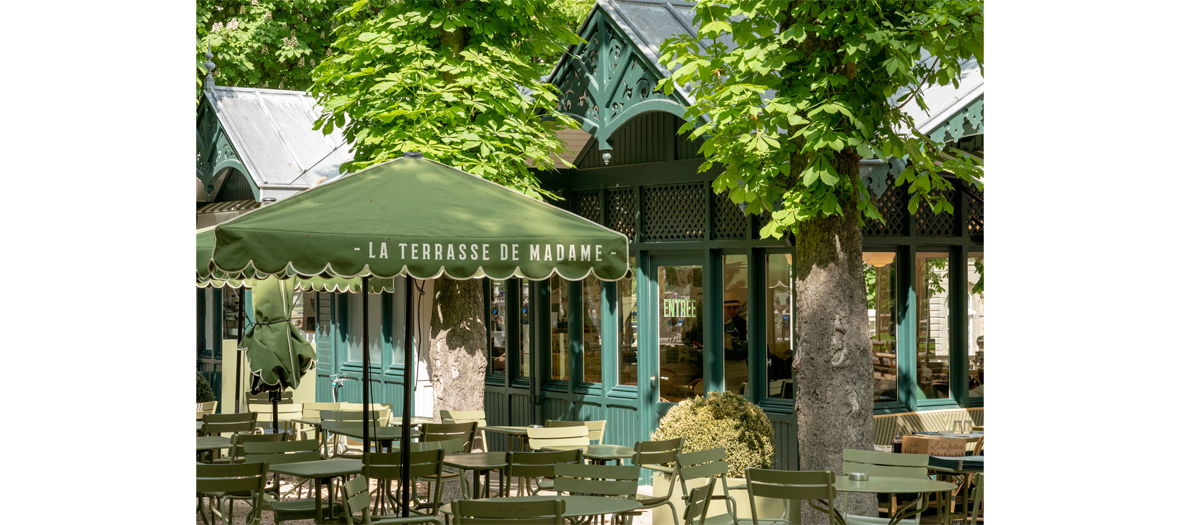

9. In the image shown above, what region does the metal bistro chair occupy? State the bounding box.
[632,437,684,525]
[202,412,258,437]
[249,402,304,434]
[683,478,718,525]
[197,462,268,525]
[452,498,566,524]
[503,449,583,497]
[545,420,607,445]
[440,409,489,451]
[340,475,444,525]
[526,425,589,452]
[197,401,218,419]
[841,449,929,524]
[365,448,447,517]
[321,409,391,457]
[421,421,479,497]
[214,432,286,464]
[553,463,641,525]
[968,472,983,525]
[745,468,840,525]
[243,440,333,523]
[676,448,739,525]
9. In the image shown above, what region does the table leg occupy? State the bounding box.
[314,476,324,525]
[472,469,482,500]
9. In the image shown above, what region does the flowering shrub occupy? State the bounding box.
[651,391,774,478]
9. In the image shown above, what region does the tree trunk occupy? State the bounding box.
[428,276,487,502]
[794,189,876,523]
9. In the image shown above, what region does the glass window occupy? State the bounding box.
[968,252,984,399]
[490,280,507,374]
[550,276,569,381]
[657,265,703,403]
[916,251,951,400]
[723,255,749,396]
[863,252,897,403]
[765,254,794,399]
[520,282,530,378]
[618,258,638,386]
[583,276,603,384]
[222,288,242,340]
[347,292,383,366]
[290,289,305,332]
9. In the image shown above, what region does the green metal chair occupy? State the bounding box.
[214,432,286,464]
[968,473,983,525]
[322,409,391,457]
[632,437,684,525]
[339,475,444,525]
[420,422,479,498]
[243,440,337,523]
[553,463,641,525]
[676,448,739,525]
[365,448,447,517]
[440,409,488,451]
[503,449,583,496]
[197,462,268,525]
[840,449,929,525]
[545,419,607,445]
[745,468,840,525]
[683,478,718,525]
[452,498,566,524]
[202,412,258,437]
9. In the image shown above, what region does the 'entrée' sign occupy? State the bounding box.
[663,298,697,319]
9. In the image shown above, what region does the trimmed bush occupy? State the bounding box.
[197,372,215,403]
[651,391,774,478]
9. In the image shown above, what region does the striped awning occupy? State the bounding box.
[197,200,260,229]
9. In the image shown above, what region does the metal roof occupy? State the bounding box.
[202,86,353,201]
[897,57,984,137]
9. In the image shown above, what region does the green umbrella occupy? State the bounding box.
[208,155,628,515]
[240,276,316,432]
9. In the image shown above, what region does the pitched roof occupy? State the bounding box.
[896,57,984,139]
[202,86,353,200]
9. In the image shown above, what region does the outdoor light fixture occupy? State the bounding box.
[261,197,277,206]
[602,152,612,165]
[863,252,896,267]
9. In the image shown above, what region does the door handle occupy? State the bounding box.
[650,376,657,387]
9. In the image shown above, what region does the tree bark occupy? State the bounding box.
[794,172,876,522]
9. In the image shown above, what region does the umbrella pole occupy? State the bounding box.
[271,390,280,433]
[235,288,244,414]
[362,277,371,467]
[401,277,415,517]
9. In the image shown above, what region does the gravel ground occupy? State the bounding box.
[197,474,657,525]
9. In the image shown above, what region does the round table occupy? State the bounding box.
[267,458,363,525]
[834,476,956,525]
[444,452,508,499]
[539,444,636,464]
[439,495,641,520]
[195,436,233,462]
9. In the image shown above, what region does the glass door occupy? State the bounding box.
[653,262,704,403]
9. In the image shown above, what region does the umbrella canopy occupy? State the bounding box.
[206,155,629,516]
[198,228,395,293]
[209,157,629,282]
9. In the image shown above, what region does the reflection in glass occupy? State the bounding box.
[968,252,984,398]
[765,254,794,399]
[550,276,569,381]
[618,258,638,386]
[490,280,507,373]
[583,276,603,383]
[723,255,749,395]
[916,251,951,400]
[864,252,897,402]
[520,282,530,377]
[347,292,383,366]
[657,265,703,402]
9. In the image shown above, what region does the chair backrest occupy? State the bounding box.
[969,472,984,525]
[197,401,218,419]
[421,421,479,453]
[409,438,467,455]
[196,462,268,521]
[546,420,607,445]
[746,468,838,525]
[321,409,391,425]
[526,426,589,451]
[339,403,394,424]
[683,478,717,525]
[634,437,683,498]
[223,432,286,462]
[440,410,487,427]
[553,463,640,499]
[452,498,565,524]
[842,448,928,479]
[250,402,304,421]
[202,411,258,436]
[676,448,729,495]
[302,402,341,419]
[504,449,584,481]
[364,449,446,482]
[243,439,322,466]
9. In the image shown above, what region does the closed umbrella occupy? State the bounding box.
[208,154,628,516]
[240,276,315,432]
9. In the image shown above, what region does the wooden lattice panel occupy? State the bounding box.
[642,183,706,241]
[712,191,747,239]
[605,188,637,242]
[916,189,960,237]
[966,194,984,239]
[571,191,601,223]
[864,178,908,236]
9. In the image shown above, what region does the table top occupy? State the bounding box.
[540,444,636,460]
[443,452,508,470]
[483,425,532,435]
[196,436,233,451]
[918,431,983,440]
[326,425,421,440]
[293,416,434,427]
[834,476,956,494]
[267,458,364,479]
[439,496,641,518]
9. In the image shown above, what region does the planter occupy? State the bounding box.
[652,472,800,524]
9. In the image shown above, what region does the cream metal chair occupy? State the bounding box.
[746,468,839,525]
[441,409,489,451]
[968,472,983,525]
[526,425,590,451]
[545,419,607,445]
[676,448,739,525]
[632,437,684,525]
[249,402,303,434]
[552,463,641,525]
[683,478,718,525]
[197,401,218,419]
